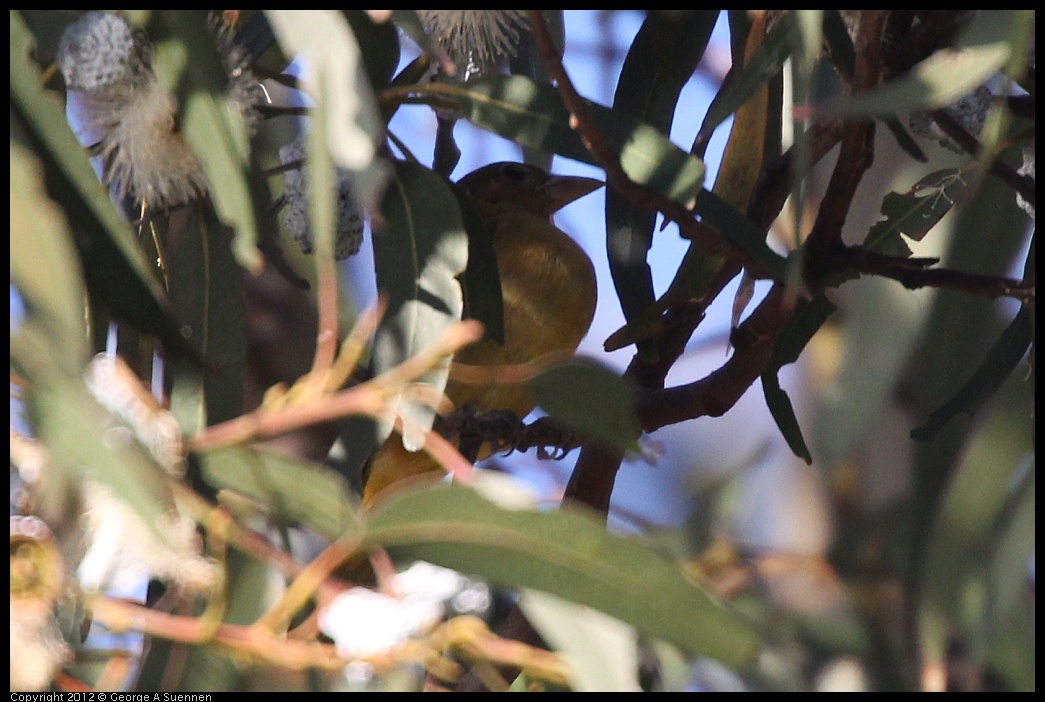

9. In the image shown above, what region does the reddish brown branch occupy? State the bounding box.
[637,284,798,432]
[829,248,1036,303]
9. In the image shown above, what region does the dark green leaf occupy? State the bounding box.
[452,183,504,344]
[829,11,1017,117]
[526,358,640,453]
[911,307,1033,441]
[771,293,837,368]
[864,168,969,256]
[693,189,790,282]
[372,161,469,448]
[607,11,719,353]
[761,372,813,464]
[166,205,247,430]
[695,15,793,148]
[152,10,268,274]
[10,141,89,372]
[363,482,761,668]
[198,446,360,540]
[429,74,705,209]
[343,10,401,91]
[10,12,204,365]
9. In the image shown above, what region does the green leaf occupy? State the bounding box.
[692,189,790,282]
[771,293,837,368]
[197,446,360,540]
[10,141,89,373]
[761,372,812,464]
[165,205,247,430]
[695,14,792,147]
[607,11,719,353]
[427,73,705,209]
[152,10,266,274]
[372,161,469,449]
[863,168,969,256]
[526,358,641,453]
[267,9,392,213]
[343,10,401,91]
[10,11,204,365]
[519,589,641,692]
[363,482,761,669]
[829,11,1017,118]
[911,307,1033,441]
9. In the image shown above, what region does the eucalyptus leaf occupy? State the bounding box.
[424,73,705,208]
[363,483,761,669]
[526,358,641,453]
[607,11,718,351]
[10,141,89,372]
[519,589,642,692]
[372,161,469,449]
[165,205,247,431]
[829,11,1017,118]
[266,9,392,213]
[761,372,812,464]
[152,10,266,274]
[198,446,360,540]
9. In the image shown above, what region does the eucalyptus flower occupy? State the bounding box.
[278,134,365,260]
[417,10,528,79]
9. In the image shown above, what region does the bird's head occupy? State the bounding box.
[456,162,604,218]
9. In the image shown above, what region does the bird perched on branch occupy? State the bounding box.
[362,161,602,505]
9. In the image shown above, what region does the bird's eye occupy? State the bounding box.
[500,164,528,182]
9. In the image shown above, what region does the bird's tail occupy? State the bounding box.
[361,434,449,507]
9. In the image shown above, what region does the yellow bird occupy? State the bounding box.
[362,161,602,506]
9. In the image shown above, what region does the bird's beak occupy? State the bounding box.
[542,174,604,212]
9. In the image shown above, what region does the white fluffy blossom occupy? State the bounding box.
[417,10,528,79]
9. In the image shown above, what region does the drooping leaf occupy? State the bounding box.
[343,10,401,92]
[519,589,641,692]
[863,168,970,257]
[363,482,761,669]
[828,11,1017,118]
[606,11,719,352]
[526,358,641,453]
[694,13,792,149]
[761,372,813,464]
[417,73,705,209]
[151,10,266,274]
[267,9,392,213]
[165,205,248,431]
[371,161,469,449]
[692,189,790,282]
[10,141,89,373]
[197,446,360,540]
[10,12,204,365]
[911,307,1033,441]
[452,182,504,344]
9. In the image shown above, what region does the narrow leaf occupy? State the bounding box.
[761,372,813,464]
[10,141,89,371]
[829,11,1016,118]
[526,358,641,453]
[267,9,392,213]
[198,446,360,540]
[152,10,265,274]
[424,74,705,208]
[911,307,1033,441]
[372,161,469,448]
[363,483,761,668]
